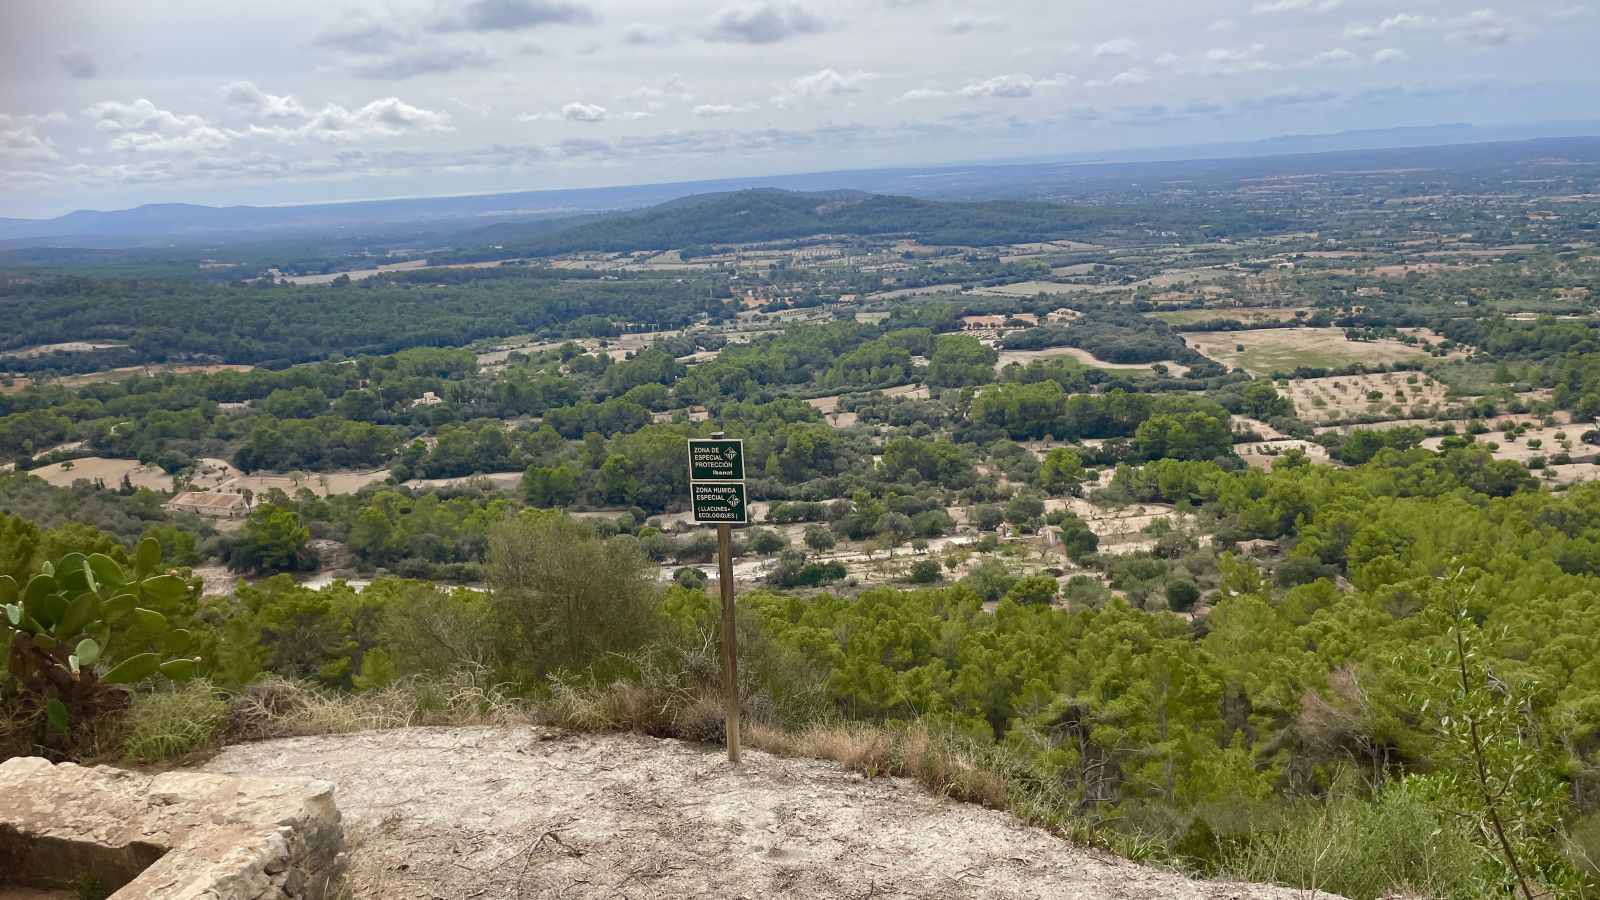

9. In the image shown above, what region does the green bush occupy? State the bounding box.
[1222,787,1494,900]
[121,679,228,761]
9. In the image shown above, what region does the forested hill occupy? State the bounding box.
[432,190,1245,263]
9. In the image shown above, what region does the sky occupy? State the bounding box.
[1,0,1597,218]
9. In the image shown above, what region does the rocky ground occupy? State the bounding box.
[200,727,1333,900]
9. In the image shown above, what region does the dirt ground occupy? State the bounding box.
[1181,328,1435,377]
[1281,372,1452,424]
[28,457,174,491]
[993,347,1185,375]
[201,727,1325,900]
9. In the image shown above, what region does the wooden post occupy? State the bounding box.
[717,520,740,764]
[710,430,740,765]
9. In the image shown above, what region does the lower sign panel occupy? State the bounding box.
[691,482,748,524]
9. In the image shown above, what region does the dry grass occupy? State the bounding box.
[545,649,730,744]
[227,672,528,742]
[122,679,230,762]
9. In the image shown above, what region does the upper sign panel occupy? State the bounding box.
[688,439,744,482]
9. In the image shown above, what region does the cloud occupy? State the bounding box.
[1207,18,1239,31]
[628,76,693,109]
[958,72,1067,98]
[1093,38,1140,58]
[1345,9,1525,48]
[1447,9,1526,47]
[428,0,599,33]
[292,98,453,141]
[56,49,99,80]
[347,46,492,80]
[790,68,877,98]
[312,15,405,53]
[1549,5,1589,19]
[705,1,827,43]
[1304,47,1359,66]
[692,103,758,116]
[621,23,681,46]
[561,102,607,122]
[1156,45,1280,76]
[1372,47,1410,63]
[1343,12,1443,40]
[946,15,1006,33]
[895,88,949,102]
[1251,0,1342,12]
[1104,68,1151,87]
[220,82,309,119]
[0,113,65,162]
[85,99,233,154]
[85,93,452,155]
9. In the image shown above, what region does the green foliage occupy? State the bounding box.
[121,679,228,761]
[1039,448,1087,496]
[905,558,944,584]
[487,514,660,680]
[228,503,311,573]
[927,334,998,388]
[1222,786,1495,900]
[1,539,199,758]
[1004,574,1058,605]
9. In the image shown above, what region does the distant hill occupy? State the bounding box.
[6,134,1597,251]
[434,189,1209,262]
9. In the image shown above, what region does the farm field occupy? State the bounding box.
[1182,327,1435,376]
[1281,371,1454,425]
[974,280,1098,296]
[28,457,175,491]
[1149,307,1309,326]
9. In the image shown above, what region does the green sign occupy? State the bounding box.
[691,482,748,524]
[688,439,745,482]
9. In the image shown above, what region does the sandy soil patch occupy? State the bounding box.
[213,469,390,498]
[974,281,1096,297]
[3,364,255,394]
[8,341,127,358]
[866,283,967,300]
[1182,328,1433,377]
[995,347,1185,375]
[29,457,173,491]
[1237,440,1333,468]
[402,471,523,493]
[200,728,1319,900]
[280,258,510,285]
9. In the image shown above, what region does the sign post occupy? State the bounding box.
[688,434,745,764]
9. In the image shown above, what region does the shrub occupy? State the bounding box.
[1005,575,1059,605]
[905,559,943,584]
[1222,787,1494,899]
[1165,577,1201,611]
[121,679,228,762]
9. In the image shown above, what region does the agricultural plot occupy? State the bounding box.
[1182,327,1434,377]
[28,457,174,491]
[1281,372,1453,425]
[1149,307,1309,327]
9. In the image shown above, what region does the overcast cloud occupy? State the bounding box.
[0,0,1595,216]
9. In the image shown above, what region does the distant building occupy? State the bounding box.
[166,491,248,518]
[412,391,444,407]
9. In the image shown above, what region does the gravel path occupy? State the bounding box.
[202,727,1331,900]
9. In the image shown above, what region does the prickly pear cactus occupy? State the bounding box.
[1,537,200,750]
